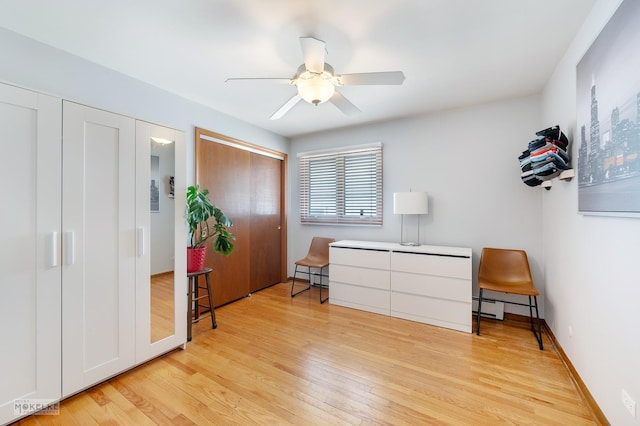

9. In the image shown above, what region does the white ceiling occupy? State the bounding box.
[0,0,595,138]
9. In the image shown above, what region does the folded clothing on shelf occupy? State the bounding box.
[518,125,571,187]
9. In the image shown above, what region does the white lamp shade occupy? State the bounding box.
[393,192,429,214]
[296,72,335,105]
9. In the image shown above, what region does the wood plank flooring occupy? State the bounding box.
[15,283,599,425]
[150,272,175,343]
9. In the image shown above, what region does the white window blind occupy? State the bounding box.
[299,143,383,225]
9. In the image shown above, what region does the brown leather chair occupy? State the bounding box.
[476,247,543,349]
[291,237,335,303]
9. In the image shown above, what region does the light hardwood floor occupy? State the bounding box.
[150,272,175,343]
[15,283,599,425]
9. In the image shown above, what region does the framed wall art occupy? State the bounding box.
[576,0,640,215]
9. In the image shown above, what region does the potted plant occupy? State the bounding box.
[186,185,235,272]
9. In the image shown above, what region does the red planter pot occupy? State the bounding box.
[187,247,207,273]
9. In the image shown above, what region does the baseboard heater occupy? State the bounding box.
[472,298,505,320]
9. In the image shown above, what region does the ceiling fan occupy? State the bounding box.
[226,37,406,120]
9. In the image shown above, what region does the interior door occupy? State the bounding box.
[0,84,61,424]
[62,101,136,397]
[250,152,282,292]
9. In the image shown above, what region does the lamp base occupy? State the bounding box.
[400,242,421,247]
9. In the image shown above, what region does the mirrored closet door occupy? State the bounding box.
[135,121,187,363]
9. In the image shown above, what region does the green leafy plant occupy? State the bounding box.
[186,185,235,256]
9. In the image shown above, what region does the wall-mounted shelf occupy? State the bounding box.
[542,168,575,190]
[559,169,575,181]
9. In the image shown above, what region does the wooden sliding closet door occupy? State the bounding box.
[197,140,251,305]
[196,129,286,306]
[250,152,282,292]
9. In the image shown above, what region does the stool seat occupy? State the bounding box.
[187,267,216,341]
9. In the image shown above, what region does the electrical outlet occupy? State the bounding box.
[568,325,573,337]
[622,389,636,418]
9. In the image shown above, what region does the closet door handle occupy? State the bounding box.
[137,227,145,257]
[47,231,58,268]
[64,231,75,266]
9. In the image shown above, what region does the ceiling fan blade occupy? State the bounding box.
[300,37,326,73]
[270,95,302,120]
[226,77,293,84]
[329,91,361,116]
[335,71,405,86]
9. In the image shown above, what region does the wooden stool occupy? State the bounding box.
[187,267,216,341]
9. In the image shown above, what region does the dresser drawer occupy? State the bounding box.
[331,247,390,269]
[332,264,389,290]
[390,292,471,329]
[391,271,470,302]
[390,251,470,279]
[330,282,390,314]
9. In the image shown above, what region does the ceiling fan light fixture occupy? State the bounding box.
[296,70,335,105]
[227,38,404,119]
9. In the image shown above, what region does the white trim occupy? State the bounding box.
[200,133,284,160]
[297,142,383,158]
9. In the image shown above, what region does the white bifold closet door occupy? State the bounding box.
[0,84,62,424]
[61,101,136,397]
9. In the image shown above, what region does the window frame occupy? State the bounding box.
[298,142,383,226]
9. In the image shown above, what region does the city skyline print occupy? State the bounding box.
[576,0,640,214]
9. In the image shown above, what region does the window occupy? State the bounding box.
[299,143,383,225]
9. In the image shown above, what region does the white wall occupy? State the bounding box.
[0,27,290,183]
[289,96,544,314]
[541,0,639,424]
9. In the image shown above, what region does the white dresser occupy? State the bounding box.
[329,240,472,333]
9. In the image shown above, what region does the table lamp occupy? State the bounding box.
[393,191,429,246]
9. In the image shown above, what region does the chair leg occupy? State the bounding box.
[319,266,328,304]
[290,266,296,296]
[204,272,217,329]
[291,265,311,297]
[187,276,194,342]
[476,289,483,335]
[530,295,544,350]
[528,295,535,330]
